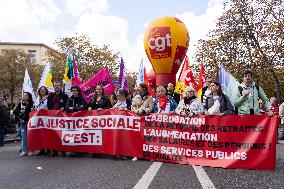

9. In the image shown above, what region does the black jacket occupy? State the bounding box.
[89,96,112,110]
[0,105,10,127]
[47,92,68,110]
[66,96,87,113]
[169,92,180,105]
[14,102,33,122]
[204,94,234,115]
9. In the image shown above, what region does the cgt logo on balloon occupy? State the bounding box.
[61,130,102,146]
[148,27,172,59]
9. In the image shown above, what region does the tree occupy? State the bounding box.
[0,49,43,106]
[195,0,284,102]
[45,34,120,82]
[126,71,138,91]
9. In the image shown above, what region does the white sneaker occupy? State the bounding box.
[132,157,138,161]
[20,152,27,156]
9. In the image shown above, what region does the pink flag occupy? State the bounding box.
[80,67,115,102]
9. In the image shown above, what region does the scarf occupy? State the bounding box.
[184,96,196,105]
[158,96,168,110]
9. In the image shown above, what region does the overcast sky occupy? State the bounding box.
[0,0,226,72]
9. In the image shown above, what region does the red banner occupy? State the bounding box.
[28,110,278,170]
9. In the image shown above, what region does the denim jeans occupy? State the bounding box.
[0,128,4,145]
[20,122,28,153]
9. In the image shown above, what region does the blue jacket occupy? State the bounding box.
[153,95,177,113]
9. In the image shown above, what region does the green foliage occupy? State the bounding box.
[195,0,284,102]
[0,49,43,105]
[45,34,120,82]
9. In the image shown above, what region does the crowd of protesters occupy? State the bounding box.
[0,69,283,159]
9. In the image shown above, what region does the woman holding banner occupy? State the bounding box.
[153,86,177,113]
[131,83,153,161]
[131,83,154,115]
[204,81,234,115]
[30,86,49,156]
[88,85,112,111]
[112,89,131,110]
[66,86,87,158]
[66,86,87,113]
[175,86,204,116]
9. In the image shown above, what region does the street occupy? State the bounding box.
[0,142,283,189]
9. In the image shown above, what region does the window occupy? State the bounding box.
[28,50,36,64]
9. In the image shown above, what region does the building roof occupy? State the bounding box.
[0,42,55,51]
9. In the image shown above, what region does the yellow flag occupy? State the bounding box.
[174,81,187,95]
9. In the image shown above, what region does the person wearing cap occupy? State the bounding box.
[176,86,204,116]
[204,81,234,115]
[154,86,177,113]
[235,70,272,115]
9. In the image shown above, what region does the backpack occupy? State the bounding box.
[238,84,259,96]
[235,84,260,114]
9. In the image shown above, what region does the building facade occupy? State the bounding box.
[0,42,54,65]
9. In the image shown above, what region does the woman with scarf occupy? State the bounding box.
[176,86,204,116]
[131,83,153,161]
[131,83,154,115]
[31,86,49,156]
[204,81,234,115]
[154,86,177,113]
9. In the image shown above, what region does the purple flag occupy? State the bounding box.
[118,57,129,89]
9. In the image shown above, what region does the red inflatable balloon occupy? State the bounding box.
[147,69,156,89]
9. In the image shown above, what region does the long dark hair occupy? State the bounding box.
[37,86,49,97]
[71,85,82,97]
[211,81,223,96]
[24,92,34,106]
[211,81,228,102]
[139,83,149,97]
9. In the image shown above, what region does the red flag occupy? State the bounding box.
[178,56,197,89]
[144,68,154,97]
[197,63,205,100]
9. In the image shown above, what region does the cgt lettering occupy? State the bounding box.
[148,34,171,52]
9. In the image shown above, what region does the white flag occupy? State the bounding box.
[38,62,54,92]
[219,64,240,107]
[23,69,36,102]
[136,58,144,84]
